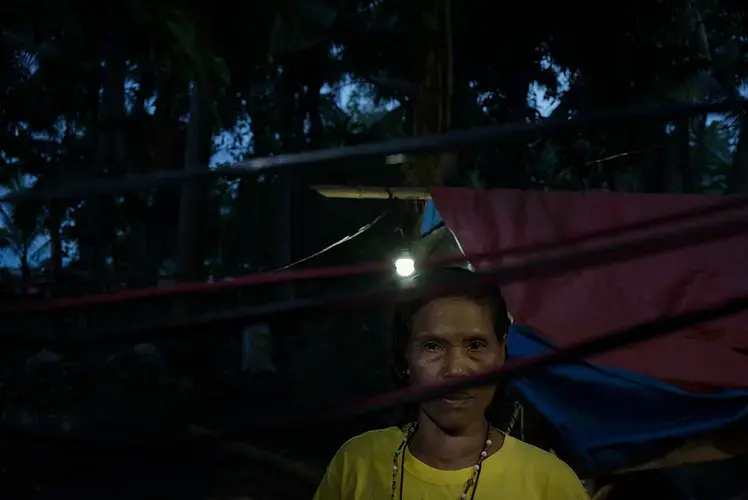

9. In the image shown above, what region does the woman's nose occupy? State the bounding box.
[442,349,470,378]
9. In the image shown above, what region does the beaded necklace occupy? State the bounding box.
[390,422,493,500]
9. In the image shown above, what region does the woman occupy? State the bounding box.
[314,268,589,499]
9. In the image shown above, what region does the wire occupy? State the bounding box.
[4,202,746,346]
[4,196,747,315]
[273,212,386,272]
[1,100,744,203]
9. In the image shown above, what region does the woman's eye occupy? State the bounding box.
[469,341,487,351]
[423,341,442,351]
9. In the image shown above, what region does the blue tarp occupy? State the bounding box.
[420,198,748,474]
[421,200,443,236]
[507,324,748,473]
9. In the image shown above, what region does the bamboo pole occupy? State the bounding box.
[310,185,432,200]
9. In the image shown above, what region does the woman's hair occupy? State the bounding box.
[389,267,513,425]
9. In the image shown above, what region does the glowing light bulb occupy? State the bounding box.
[394,257,415,277]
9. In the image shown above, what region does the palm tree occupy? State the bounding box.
[0,174,48,290]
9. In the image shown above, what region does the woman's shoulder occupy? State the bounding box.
[316,428,405,498]
[337,426,405,458]
[500,436,584,484]
[323,427,404,477]
[503,436,568,464]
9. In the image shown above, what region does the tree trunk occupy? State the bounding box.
[176,80,210,282]
[151,67,180,279]
[47,202,63,288]
[78,74,100,290]
[125,63,157,288]
[641,120,676,193]
[81,50,125,291]
[176,9,215,283]
[275,55,306,299]
[728,114,748,194]
[686,113,707,194]
[673,118,690,193]
[402,0,456,234]
[20,245,30,295]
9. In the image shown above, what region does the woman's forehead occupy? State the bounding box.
[411,296,494,331]
[410,329,495,344]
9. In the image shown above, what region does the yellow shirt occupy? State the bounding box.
[314,427,589,500]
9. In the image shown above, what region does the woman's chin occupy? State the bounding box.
[423,403,480,430]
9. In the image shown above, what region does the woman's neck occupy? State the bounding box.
[407,411,489,470]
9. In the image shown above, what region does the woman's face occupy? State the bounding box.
[405,296,506,431]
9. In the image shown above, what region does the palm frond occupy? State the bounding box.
[0,203,14,229]
[28,237,52,264]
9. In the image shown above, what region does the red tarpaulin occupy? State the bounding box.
[431,188,748,390]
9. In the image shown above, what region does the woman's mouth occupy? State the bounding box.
[441,393,474,406]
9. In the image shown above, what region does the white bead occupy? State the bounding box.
[481,450,488,457]
[392,465,398,471]
[402,437,408,442]
[485,439,492,446]
[474,464,480,470]
[461,494,467,499]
